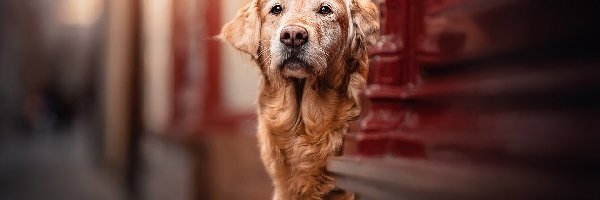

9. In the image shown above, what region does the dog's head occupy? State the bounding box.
[220,0,379,81]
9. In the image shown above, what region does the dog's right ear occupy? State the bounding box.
[219,0,260,57]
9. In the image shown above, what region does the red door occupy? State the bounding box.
[329,0,600,199]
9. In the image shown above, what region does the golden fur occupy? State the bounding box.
[220,0,379,199]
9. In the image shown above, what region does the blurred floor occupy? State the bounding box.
[0,125,123,200]
[0,123,272,200]
[140,134,193,200]
[192,132,272,200]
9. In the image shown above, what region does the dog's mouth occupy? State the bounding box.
[279,55,312,78]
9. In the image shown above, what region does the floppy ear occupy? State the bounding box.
[350,0,379,48]
[219,0,261,57]
[346,0,379,103]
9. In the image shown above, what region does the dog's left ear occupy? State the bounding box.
[350,0,380,49]
[219,0,260,58]
[346,0,379,103]
[347,0,379,75]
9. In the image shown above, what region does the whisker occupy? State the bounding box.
[257,48,270,58]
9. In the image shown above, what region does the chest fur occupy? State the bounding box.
[257,79,359,164]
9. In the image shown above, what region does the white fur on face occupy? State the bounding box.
[259,0,351,78]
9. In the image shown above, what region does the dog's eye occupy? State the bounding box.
[270,5,283,15]
[318,5,332,15]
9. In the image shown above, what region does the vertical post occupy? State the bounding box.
[347,0,426,157]
[126,0,143,198]
[170,0,221,133]
[104,0,143,198]
[201,0,222,127]
[170,0,188,132]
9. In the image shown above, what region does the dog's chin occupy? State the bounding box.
[280,59,312,78]
[282,65,310,78]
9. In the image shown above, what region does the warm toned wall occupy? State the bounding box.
[220,0,261,113]
[143,0,173,134]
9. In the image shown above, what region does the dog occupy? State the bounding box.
[220,0,379,199]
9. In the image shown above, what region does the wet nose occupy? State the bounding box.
[280,26,308,47]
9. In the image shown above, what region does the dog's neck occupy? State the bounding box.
[258,73,360,135]
[291,78,306,107]
[256,70,362,198]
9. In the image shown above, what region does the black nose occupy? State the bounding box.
[280,26,308,47]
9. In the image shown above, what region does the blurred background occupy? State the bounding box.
[0,0,270,199]
[2,0,600,200]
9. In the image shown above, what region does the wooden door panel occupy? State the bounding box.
[331,0,600,199]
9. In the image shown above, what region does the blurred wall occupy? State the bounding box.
[0,0,105,132]
[142,0,261,133]
[220,0,260,113]
[143,0,173,134]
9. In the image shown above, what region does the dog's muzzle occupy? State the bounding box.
[278,25,312,78]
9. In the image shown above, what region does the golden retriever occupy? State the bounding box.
[220,0,379,199]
